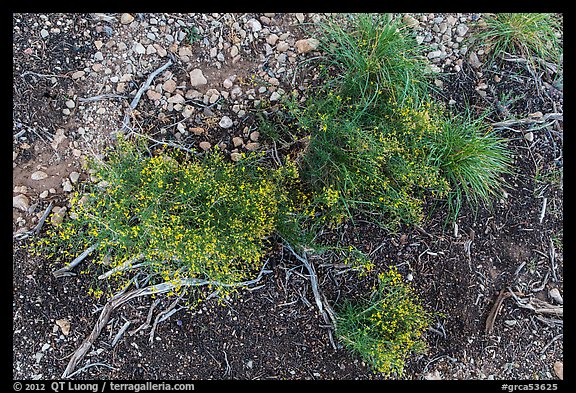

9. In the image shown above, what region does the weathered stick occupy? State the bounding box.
[492,113,563,128]
[53,244,98,278]
[79,94,128,103]
[111,320,132,347]
[98,254,145,280]
[61,264,271,378]
[121,58,174,132]
[283,242,337,349]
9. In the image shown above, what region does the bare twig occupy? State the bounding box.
[53,244,98,278]
[492,113,563,128]
[121,58,174,132]
[79,94,128,103]
[485,289,514,335]
[31,201,54,236]
[98,254,145,280]
[539,197,548,224]
[549,238,558,282]
[283,241,337,349]
[126,130,197,155]
[111,320,132,347]
[540,333,563,354]
[64,362,118,379]
[62,264,271,378]
[149,298,180,343]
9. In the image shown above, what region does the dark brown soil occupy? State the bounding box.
[13,13,563,382]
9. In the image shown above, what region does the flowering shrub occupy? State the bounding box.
[335,267,431,377]
[34,139,292,299]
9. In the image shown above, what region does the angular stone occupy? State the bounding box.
[456,23,469,37]
[232,137,244,147]
[270,91,281,101]
[31,171,48,180]
[402,14,419,28]
[219,116,233,129]
[267,34,279,46]
[199,141,211,151]
[71,71,85,80]
[69,172,80,184]
[276,41,290,52]
[245,142,260,151]
[147,89,162,101]
[163,79,177,93]
[168,93,185,105]
[120,13,134,24]
[133,42,146,54]
[295,38,319,54]
[189,68,207,87]
[13,194,29,211]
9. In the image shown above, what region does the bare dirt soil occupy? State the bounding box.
[13,13,563,382]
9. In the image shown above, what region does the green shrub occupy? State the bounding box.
[336,267,431,377]
[316,13,431,111]
[474,13,562,67]
[33,139,293,299]
[427,110,512,221]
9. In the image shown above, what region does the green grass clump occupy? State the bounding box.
[427,110,512,222]
[285,13,512,233]
[316,13,431,110]
[336,267,431,377]
[33,139,292,299]
[475,13,562,66]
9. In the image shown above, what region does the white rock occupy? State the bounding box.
[55,319,71,336]
[267,34,279,46]
[31,171,48,180]
[62,179,73,192]
[548,288,563,304]
[219,116,234,129]
[223,78,234,89]
[133,42,146,55]
[249,131,260,142]
[524,132,534,142]
[65,100,75,109]
[189,69,207,87]
[70,171,80,184]
[230,45,239,57]
[270,91,281,101]
[230,152,242,162]
[456,24,469,37]
[120,13,134,25]
[276,41,290,52]
[402,14,419,28]
[147,89,162,101]
[246,18,262,32]
[13,194,29,211]
[163,79,177,93]
[146,44,157,55]
[554,361,563,380]
[71,71,85,80]
[428,50,443,59]
[245,142,260,151]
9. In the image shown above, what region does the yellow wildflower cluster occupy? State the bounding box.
[35,139,289,299]
[336,266,431,377]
